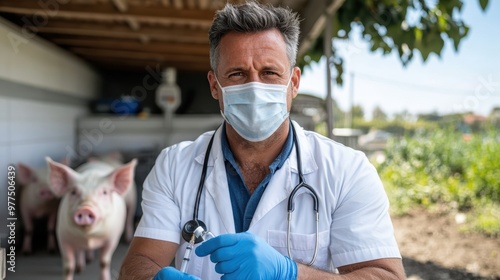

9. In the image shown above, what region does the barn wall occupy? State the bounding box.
[0,18,100,244]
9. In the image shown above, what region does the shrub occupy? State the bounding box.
[377,128,500,235]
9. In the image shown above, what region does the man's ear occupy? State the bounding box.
[207,70,219,100]
[291,66,301,99]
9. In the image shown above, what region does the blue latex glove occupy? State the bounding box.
[152,266,201,280]
[195,232,298,280]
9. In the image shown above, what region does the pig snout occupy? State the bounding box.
[74,207,99,226]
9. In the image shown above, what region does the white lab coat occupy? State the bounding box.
[135,121,401,279]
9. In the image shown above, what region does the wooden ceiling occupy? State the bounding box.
[0,0,343,73]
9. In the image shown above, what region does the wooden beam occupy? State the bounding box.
[27,19,208,43]
[297,0,345,57]
[52,38,209,56]
[34,25,208,44]
[85,57,210,72]
[32,19,206,35]
[111,0,128,12]
[70,47,210,63]
[198,0,210,9]
[0,0,216,28]
[126,18,140,30]
[187,0,196,9]
[173,0,184,9]
[139,35,150,44]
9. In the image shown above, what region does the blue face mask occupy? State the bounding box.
[216,76,291,142]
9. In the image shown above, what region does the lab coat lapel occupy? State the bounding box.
[202,129,235,233]
[250,160,291,227]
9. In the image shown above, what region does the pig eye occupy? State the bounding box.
[70,189,77,196]
[102,189,108,195]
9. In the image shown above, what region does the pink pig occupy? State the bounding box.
[46,157,137,280]
[17,163,60,254]
[87,151,137,243]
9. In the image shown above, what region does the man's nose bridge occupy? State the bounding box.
[247,71,261,83]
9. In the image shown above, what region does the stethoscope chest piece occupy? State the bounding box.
[182,219,208,244]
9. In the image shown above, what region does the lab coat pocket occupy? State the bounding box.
[267,229,331,270]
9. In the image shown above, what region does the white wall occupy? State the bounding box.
[0,17,100,245]
[0,18,99,99]
[0,96,89,167]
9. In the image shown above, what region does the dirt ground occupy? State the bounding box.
[393,209,500,280]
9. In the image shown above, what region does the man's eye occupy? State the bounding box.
[228,72,243,77]
[263,71,277,75]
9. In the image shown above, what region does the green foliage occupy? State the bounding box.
[351,105,365,120]
[352,118,438,135]
[460,201,500,236]
[376,128,500,235]
[479,0,490,10]
[299,0,490,85]
[474,207,500,236]
[372,105,388,121]
[464,132,500,201]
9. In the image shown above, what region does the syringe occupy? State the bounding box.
[180,234,195,273]
[179,226,215,273]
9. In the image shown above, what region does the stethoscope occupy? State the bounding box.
[182,122,319,266]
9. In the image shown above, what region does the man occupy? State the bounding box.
[120,2,405,279]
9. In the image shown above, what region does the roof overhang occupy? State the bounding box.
[0,0,344,72]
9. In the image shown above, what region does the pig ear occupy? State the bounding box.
[59,156,70,166]
[87,156,99,162]
[46,157,78,196]
[109,159,137,196]
[17,163,37,185]
[106,151,123,161]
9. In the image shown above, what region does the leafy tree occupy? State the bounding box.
[351,104,365,120]
[299,0,490,85]
[393,109,413,122]
[490,107,500,129]
[417,111,442,122]
[372,105,388,121]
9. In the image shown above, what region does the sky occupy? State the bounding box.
[298,1,500,120]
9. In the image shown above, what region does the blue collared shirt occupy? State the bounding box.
[221,123,294,232]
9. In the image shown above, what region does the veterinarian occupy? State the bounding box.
[120,2,405,279]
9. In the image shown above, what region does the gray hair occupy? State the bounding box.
[208,1,300,72]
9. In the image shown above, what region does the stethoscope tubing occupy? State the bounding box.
[287,121,320,266]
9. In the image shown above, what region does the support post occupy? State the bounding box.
[324,11,334,139]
